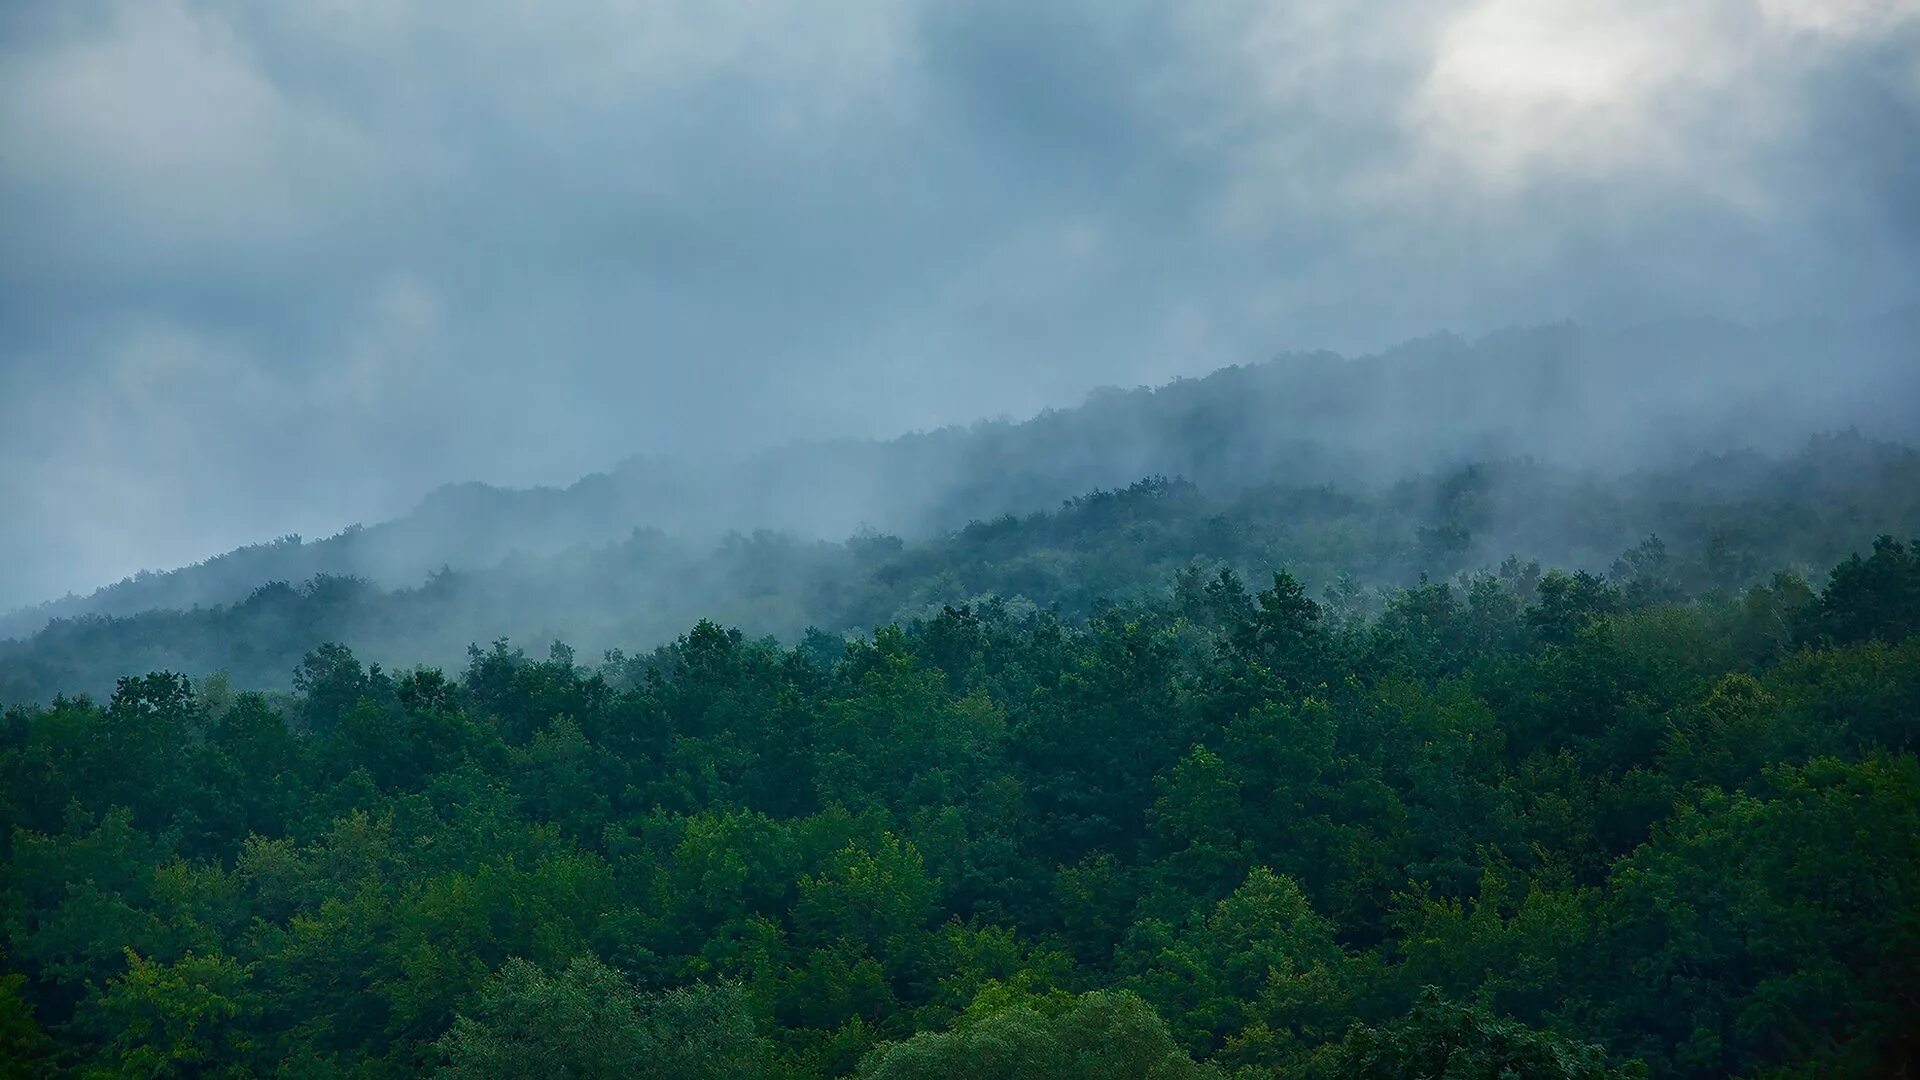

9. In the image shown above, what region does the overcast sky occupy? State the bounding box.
[1,0,1916,609]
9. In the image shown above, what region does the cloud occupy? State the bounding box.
[1407,0,1916,207]
[0,0,1915,608]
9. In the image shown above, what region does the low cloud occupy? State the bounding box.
[1,0,1915,608]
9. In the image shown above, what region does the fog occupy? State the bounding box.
[5,312,1918,700]
[2,0,1918,614]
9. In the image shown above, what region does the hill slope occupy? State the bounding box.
[5,432,1918,703]
[6,315,1915,641]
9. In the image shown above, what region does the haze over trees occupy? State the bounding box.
[4,1,1919,1075]
[3,328,1920,1075]
[4,317,1918,704]
[3,523,1918,1075]
[6,316,1916,643]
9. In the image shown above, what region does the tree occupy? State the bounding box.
[794,833,938,966]
[1805,535,1920,646]
[435,957,764,1080]
[292,643,374,736]
[859,986,1218,1080]
[1228,571,1330,692]
[1122,867,1353,1063]
[0,972,53,1079]
[83,950,260,1079]
[1327,988,1638,1080]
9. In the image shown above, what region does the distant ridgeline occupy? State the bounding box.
[2,423,1919,704]
[5,315,1916,644]
[1,527,1917,1075]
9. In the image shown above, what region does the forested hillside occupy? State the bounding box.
[8,316,1916,642]
[9,2,1918,1076]
[5,431,1917,706]
[4,328,1918,1077]
[4,533,1918,1076]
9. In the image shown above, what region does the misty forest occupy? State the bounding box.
[4,3,1920,1079]
[6,324,1920,1079]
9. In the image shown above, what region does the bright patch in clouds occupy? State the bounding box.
[1410,0,1917,210]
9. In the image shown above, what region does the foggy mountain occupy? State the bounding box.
[5,313,1914,644]
[3,314,1916,703]
[9,4,1920,1075]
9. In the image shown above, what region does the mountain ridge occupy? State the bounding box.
[5,315,1914,642]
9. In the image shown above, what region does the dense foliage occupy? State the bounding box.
[4,527,1918,1077]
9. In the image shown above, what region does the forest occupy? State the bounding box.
[3,517,1917,1076]
[6,429,1918,707]
[7,1,1919,1074]
[4,328,1918,1080]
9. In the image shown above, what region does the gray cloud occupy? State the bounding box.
[2,0,1916,609]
